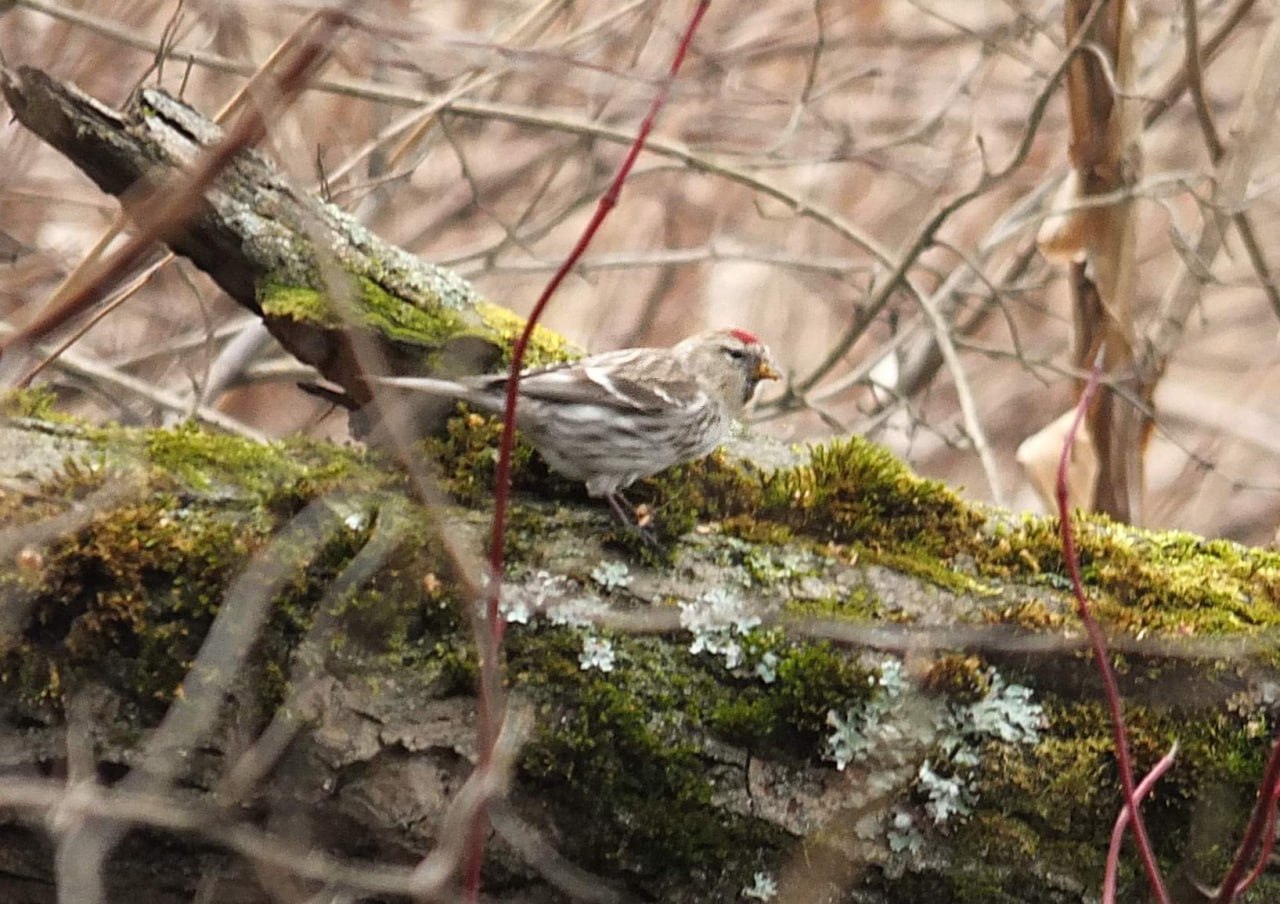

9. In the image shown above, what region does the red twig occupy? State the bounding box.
[1056,347,1171,904]
[464,3,712,899]
[1102,743,1177,904]
[1214,733,1280,903]
[484,0,709,620]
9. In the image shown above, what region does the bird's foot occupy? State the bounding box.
[604,493,660,548]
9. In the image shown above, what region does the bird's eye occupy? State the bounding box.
[723,347,746,360]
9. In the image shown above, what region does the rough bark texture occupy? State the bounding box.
[0,65,541,407]
[3,67,1280,904]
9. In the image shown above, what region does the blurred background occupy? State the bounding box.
[3,0,1279,543]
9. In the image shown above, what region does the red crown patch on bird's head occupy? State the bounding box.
[728,328,760,346]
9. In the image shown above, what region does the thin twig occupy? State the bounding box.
[1143,13,1280,381]
[904,269,1005,505]
[0,9,350,363]
[797,5,1105,396]
[1102,743,1177,904]
[471,3,712,897]
[1179,0,1280,322]
[11,0,898,271]
[1143,0,1257,129]
[0,778,443,898]
[0,323,265,439]
[17,251,174,387]
[1056,346,1171,904]
[1213,732,1280,903]
[1182,0,1223,157]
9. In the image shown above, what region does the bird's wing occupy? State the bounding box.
[470,349,702,414]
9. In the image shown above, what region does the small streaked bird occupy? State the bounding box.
[371,328,779,521]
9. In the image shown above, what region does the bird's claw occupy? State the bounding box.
[605,493,660,548]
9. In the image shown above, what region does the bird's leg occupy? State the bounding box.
[608,491,652,523]
[605,493,659,546]
[605,492,634,526]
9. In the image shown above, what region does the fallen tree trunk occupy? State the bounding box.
[2,67,1280,904]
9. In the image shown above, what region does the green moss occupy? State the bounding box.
[706,636,875,751]
[259,279,466,345]
[145,423,374,517]
[575,450,776,560]
[701,629,870,747]
[761,436,981,555]
[417,408,572,509]
[32,454,120,501]
[921,654,990,704]
[475,301,578,368]
[784,584,883,620]
[979,514,1064,580]
[733,436,1001,598]
[712,434,1280,640]
[722,516,798,547]
[875,549,996,598]
[259,278,499,381]
[897,811,1104,904]
[2,386,69,421]
[977,511,1280,637]
[766,640,875,738]
[514,630,790,887]
[0,424,456,720]
[525,678,785,885]
[641,450,767,523]
[511,619,871,775]
[705,692,777,745]
[10,486,268,711]
[1082,528,1280,632]
[1,474,470,718]
[978,697,1272,867]
[257,283,574,381]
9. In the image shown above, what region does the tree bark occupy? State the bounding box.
[2,67,1279,904]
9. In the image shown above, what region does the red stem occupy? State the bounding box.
[485,0,710,618]
[1216,734,1280,902]
[1102,743,1177,904]
[1056,349,1171,904]
[465,4,712,899]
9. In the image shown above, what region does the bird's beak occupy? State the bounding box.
[756,360,781,381]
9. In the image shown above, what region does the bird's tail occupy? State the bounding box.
[366,374,499,414]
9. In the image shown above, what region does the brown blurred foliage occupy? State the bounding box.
[3,0,1280,542]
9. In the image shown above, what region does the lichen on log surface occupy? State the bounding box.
[2,406,1280,903]
[3,65,1280,904]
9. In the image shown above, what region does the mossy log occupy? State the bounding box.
[0,65,571,409]
[2,67,1280,904]
[2,408,1280,904]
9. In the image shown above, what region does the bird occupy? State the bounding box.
[369,328,780,522]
